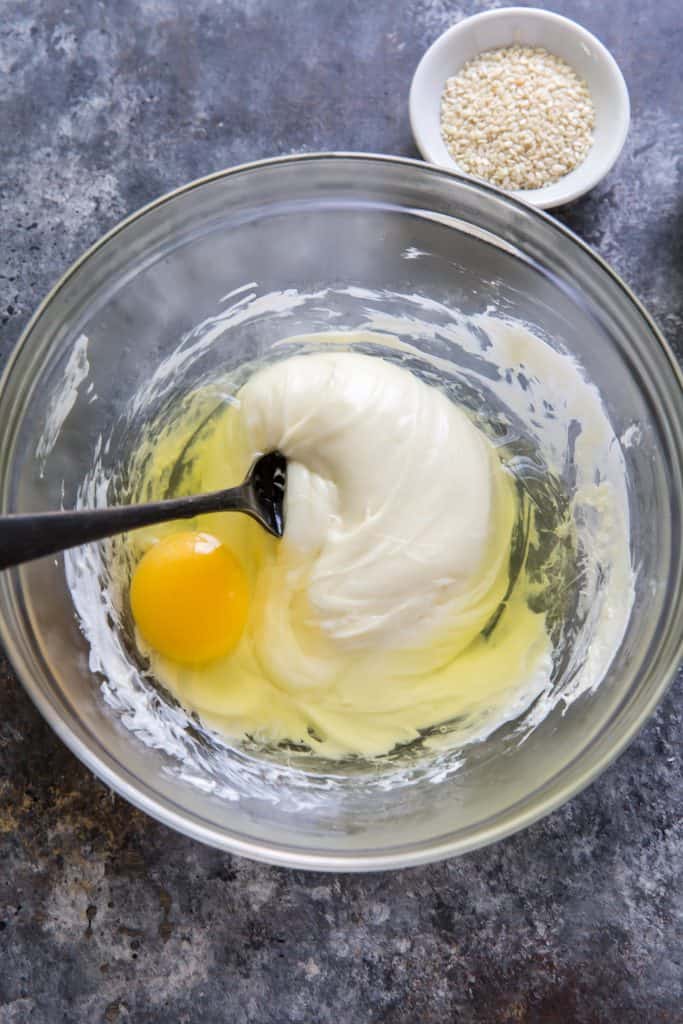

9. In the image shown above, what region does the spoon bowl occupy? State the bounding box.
[0,450,287,571]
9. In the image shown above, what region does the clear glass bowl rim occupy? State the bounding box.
[1,152,682,871]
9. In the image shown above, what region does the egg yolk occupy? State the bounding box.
[130,531,248,665]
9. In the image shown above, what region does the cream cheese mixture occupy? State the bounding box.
[121,347,551,758]
[63,288,634,786]
[240,352,514,650]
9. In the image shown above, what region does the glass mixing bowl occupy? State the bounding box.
[1,154,681,870]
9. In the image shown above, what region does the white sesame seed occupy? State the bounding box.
[440,44,595,192]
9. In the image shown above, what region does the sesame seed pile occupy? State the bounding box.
[440,44,595,192]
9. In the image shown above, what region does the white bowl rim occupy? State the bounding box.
[409,6,631,209]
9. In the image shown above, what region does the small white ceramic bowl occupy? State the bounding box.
[409,7,630,209]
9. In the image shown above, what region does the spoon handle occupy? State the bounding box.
[0,487,247,571]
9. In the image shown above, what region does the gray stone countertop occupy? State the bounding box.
[1,1,681,1021]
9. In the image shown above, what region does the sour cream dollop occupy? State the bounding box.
[239,351,514,650]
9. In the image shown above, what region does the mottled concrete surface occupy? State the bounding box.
[1,0,682,1021]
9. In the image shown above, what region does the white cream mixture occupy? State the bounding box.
[112,346,547,758]
[61,286,635,795]
[239,352,513,650]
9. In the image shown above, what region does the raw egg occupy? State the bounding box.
[130,531,248,664]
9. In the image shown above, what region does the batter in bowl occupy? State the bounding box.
[123,346,553,757]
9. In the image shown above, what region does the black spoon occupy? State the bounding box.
[0,451,287,571]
